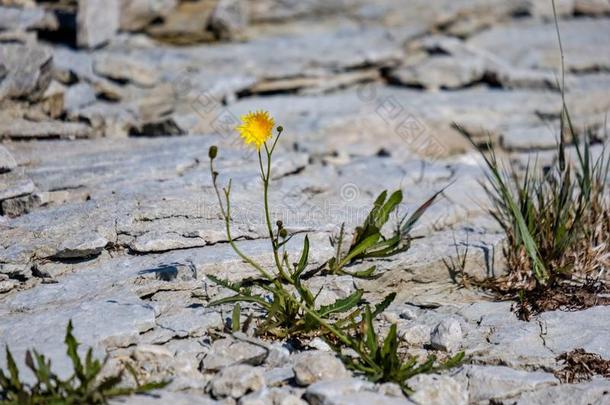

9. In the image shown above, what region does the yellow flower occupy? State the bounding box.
[236,111,275,150]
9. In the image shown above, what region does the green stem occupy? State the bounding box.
[210,158,276,283]
[258,144,291,282]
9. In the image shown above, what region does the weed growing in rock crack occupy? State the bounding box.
[332,304,465,395]
[201,111,462,391]
[453,1,610,319]
[443,232,471,287]
[204,111,441,337]
[0,321,167,404]
[326,188,443,279]
[205,115,366,339]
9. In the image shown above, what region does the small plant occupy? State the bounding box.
[334,305,464,395]
[326,189,443,278]
[205,111,442,337]
[202,110,462,393]
[453,0,610,318]
[206,112,366,338]
[443,232,471,287]
[0,321,167,404]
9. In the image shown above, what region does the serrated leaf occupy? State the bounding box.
[372,293,396,317]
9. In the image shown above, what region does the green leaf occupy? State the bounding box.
[402,189,444,234]
[363,307,378,355]
[343,234,380,264]
[318,290,364,317]
[343,266,378,279]
[209,294,270,309]
[6,346,21,390]
[294,236,310,278]
[376,190,403,229]
[372,293,396,317]
[64,321,84,382]
[232,303,241,333]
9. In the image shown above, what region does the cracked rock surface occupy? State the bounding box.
[1,1,610,404]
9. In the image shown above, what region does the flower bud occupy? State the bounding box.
[276,220,283,228]
[279,228,288,239]
[208,145,218,159]
[277,126,283,133]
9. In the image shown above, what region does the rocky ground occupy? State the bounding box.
[1,0,610,404]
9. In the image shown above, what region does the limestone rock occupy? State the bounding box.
[0,43,52,101]
[539,306,610,358]
[54,233,108,259]
[119,0,178,31]
[209,0,248,41]
[0,145,17,173]
[407,374,468,405]
[389,56,486,90]
[304,379,374,405]
[0,5,58,31]
[460,365,558,403]
[0,119,92,140]
[93,54,161,88]
[208,364,265,399]
[430,318,462,352]
[0,170,34,201]
[200,337,269,371]
[398,322,431,347]
[146,0,217,45]
[64,83,97,113]
[77,0,119,48]
[293,351,348,386]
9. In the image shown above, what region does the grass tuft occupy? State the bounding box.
[0,321,168,404]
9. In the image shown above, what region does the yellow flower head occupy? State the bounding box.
[236,110,275,150]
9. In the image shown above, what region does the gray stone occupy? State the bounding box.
[0,293,156,381]
[306,378,412,405]
[461,365,558,403]
[77,0,120,48]
[398,322,431,347]
[54,233,108,259]
[0,6,57,32]
[389,56,486,90]
[510,378,610,405]
[574,0,610,15]
[200,338,269,371]
[208,364,265,399]
[119,0,178,31]
[468,18,610,73]
[539,306,610,358]
[304,379,375,405]
[111,390,220,404]
[292,351,348,386]
[93,54,161,87]
[407,374,468,405]
[0,43,52,101]
[0,145,17,173]
[239,387,307,405]
[430,318,462,352]
[0,170,34,201]
[0,279,17,293]
[155,307,223,339]
[209,0,249,41]
[0,119,92,140]
[64,83,97,113]
[264,366,295,387]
